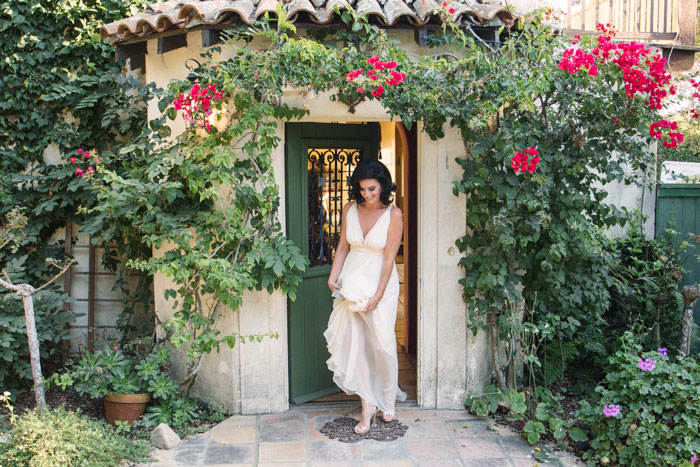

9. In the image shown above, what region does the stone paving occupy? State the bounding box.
[138,403,585,467]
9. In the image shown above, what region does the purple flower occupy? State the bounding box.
[638,358,657,371]
[59,395,68,403]
[113,344,120,351]
[692,454,698,464]
[657,347,668,356]
[603,404,621,417]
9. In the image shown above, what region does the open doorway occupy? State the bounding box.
[308,121,418,403]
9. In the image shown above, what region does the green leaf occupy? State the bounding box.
[568,427,587,442]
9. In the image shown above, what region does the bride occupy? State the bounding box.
[324,159,407,434]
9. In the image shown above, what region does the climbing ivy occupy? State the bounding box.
[0,0,153,383]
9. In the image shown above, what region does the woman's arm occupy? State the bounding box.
[328,201,353,292]
[364,206,403,312]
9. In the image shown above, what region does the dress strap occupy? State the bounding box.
[387,204,392,213]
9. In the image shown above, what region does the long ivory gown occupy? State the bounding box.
[324,202,407,415]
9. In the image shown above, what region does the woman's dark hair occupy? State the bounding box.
[349,159,394,205]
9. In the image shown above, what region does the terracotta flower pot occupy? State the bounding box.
[103,393,150,426]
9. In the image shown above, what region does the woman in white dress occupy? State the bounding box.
[324,160,407,434]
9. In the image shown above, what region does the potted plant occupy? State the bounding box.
[50,339,180,425]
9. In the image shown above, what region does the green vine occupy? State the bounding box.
[0,0,154,383]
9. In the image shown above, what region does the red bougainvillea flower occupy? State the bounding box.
[371,85,385,98]
[649,119,683,148]
[449,7,455,13]
[346,68,364,81]
[442,1,447,5]
[75,168,84,177]
[172,83,226,131]
[70,157,76,164]
[76,149,83,154]
[348,56,407,99]
[511,147,541,174]
[386,70,407,86]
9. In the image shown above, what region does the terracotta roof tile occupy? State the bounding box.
[102,0,515,43]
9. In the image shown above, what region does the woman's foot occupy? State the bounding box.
[354,404,377,434]
[381,412,394,422]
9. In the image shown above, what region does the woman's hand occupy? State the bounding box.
[328,280,341,293]
[363,295,381,313]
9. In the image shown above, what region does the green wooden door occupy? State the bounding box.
[285,122,380,404]
[656,184,700,351]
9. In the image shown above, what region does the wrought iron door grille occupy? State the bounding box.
[307,147,362,267]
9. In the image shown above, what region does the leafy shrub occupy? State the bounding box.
[50,340,203,428]
[51,341,178,399]
[0,254,76,387]
[578,335,700,466]
[142,396,199,428]
[0,406,150,466]
[465,385,587,446]
[605,228,686,354]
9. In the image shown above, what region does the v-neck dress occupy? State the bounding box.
[324,202,406,415]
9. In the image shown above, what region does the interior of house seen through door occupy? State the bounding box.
[313,121,417,403]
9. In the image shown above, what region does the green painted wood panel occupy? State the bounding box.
[656,184,700,352]
[285,123,379,404]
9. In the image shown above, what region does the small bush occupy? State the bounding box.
[0,287,75,389]
[577,335,700,466]
[0,406,150,467]
[605,229,685,354]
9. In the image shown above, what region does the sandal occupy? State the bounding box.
[354,405,378,434]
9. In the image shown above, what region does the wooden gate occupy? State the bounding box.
[656,183,700,350]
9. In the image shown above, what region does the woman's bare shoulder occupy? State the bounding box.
[389,204,402,219]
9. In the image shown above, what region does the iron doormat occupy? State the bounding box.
[320,416,408,442]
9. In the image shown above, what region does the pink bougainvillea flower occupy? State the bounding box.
[70,157,76,164]
[449,7,455,13]
[442,1,447,5]
[357,87,365,94]
[87,166,94,174]
[367,56,380,65]
[603,404,621,417]
[75,168,84,177]
[76,148,83,154]
[83,151,91,159]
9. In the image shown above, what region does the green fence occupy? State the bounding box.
[656,184,700,351]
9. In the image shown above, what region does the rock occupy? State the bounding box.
[151,423,180,450]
